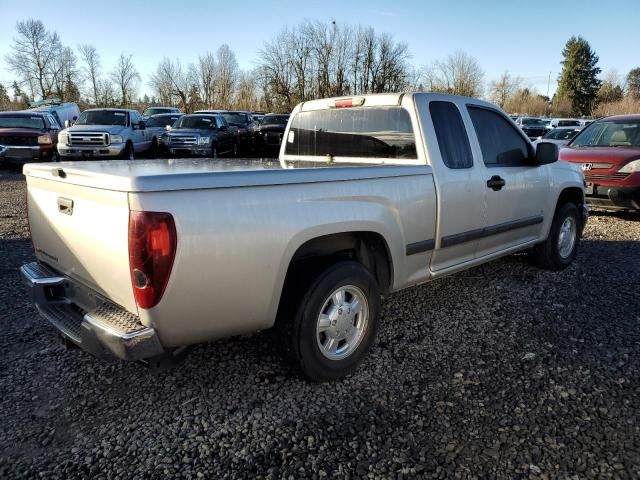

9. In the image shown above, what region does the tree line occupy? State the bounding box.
[2,18,640,118]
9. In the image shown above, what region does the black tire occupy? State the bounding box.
[120,142,134,160]
[532,202,580,270]
[150,138,158,158]
[232,142,239,157]
[282,261,380,382]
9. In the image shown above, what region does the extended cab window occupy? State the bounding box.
[468,106,529,166]
[429,101,473,169]
[285,107,417,159]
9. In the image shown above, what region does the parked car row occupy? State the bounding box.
[0,101,290,163]
[511,115,589,141]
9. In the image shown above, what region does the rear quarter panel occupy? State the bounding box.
[129,172,436,347]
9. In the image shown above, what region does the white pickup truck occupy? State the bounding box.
[21,93,587,381]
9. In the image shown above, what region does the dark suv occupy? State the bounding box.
[252,113,290,153]
[561,115,640,211]
[0,111,61,164]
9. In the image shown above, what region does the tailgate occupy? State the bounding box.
[26,175,137,314]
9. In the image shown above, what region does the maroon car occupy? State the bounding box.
[0,111,61,164]
[560,114,640,211]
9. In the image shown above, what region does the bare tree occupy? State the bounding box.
[78,44,101,105]
[97,78,117,107]
[234,71,260,111]
[257,21,412,111]
[215,45,238,109]
[505,88,549,116]
[488,71,521,108]
[149,58,194,111]
[110,53,140,106]
[5,19,62,99]
[425,51,484,97]
[196,52,217,107]
[51,46,78,100]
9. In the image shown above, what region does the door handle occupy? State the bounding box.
[486,175,506,191]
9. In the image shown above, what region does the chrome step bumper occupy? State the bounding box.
[20,262,164,361]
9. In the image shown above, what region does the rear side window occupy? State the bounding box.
[429,101,473,169]
[284,107,417,159]
[468,106,529,166]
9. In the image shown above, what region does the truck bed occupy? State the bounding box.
[23,158,430,192]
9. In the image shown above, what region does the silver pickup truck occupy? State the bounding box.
[58,108,152,160]
[21,93,587,381]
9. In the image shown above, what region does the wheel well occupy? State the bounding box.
[556,186,585,227]
[274,232,392,330]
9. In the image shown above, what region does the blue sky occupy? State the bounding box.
[0,0,638,98]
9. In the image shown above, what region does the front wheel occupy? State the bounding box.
[532,202,580,270]
[283,261,380,382]
[120,142,134,160]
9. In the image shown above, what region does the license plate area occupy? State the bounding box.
[585,183,594,195]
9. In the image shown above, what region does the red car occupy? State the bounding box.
[0,111,61,164]
[560,114,640,211]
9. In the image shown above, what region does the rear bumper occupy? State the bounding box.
[20,261,164,361]
[58,144,125,158]
[586,185,640,211]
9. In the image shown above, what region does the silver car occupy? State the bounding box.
[533,127,582,147]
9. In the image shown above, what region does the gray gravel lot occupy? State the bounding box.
[0,167,639,479]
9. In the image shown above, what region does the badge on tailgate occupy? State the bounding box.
[57,197,74,215]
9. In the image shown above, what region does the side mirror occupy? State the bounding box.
[64,120,70,129]
[139,121,146,130]
[535,141,558,165]
[72,116,78,121]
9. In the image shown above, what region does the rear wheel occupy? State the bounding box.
[281,261,380,381]
[532,202,580,270]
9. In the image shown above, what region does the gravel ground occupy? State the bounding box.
[0,167,639,479]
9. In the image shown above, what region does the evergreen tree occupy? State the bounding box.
[63,77,81,103]
[627,68,640,99]
[556,36,601,115]
[0,83,11,110]
[11,81,30,108]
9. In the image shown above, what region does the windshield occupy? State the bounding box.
[146,115,181,128]
[522,118,547,126]
[571,120,640,147]
[175,116,216,129]
[544,128,581,140]
[557,120,581,127]
[77,110,128,126]
[220,113,249,125]
[0,115,45,129]
[143,108,173,117]
[262,115,289,126]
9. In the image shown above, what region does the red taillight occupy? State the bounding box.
[128,211,177,309]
